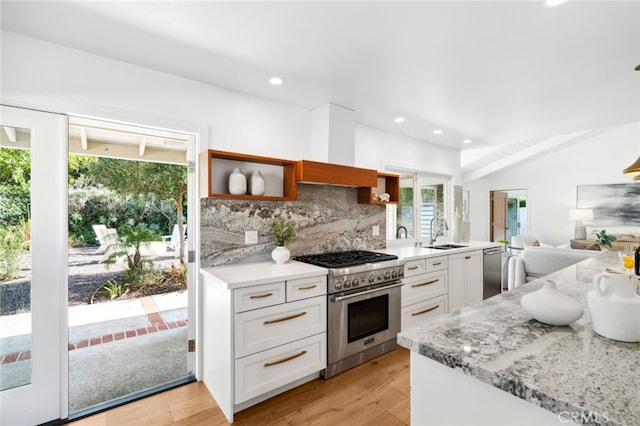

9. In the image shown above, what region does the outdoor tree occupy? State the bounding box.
[91,158,188,264]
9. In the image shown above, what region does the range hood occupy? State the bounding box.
[296,160,377,187]
[300,103,377,187]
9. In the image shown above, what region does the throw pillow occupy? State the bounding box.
[570,239,601,251]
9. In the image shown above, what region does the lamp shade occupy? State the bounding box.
[623,155,640,176]
[568,208,593,221]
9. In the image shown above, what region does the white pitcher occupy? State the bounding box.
[587,272,640,342]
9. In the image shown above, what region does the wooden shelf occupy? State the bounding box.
[358,172,400,204]
[199,150,297,200]
[296,160,377,187]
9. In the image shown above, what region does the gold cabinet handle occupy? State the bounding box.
[264,350,307,367]
[431,262,442,266]
[264,311,307,325]
[412,279,439,288]
[250,292,274,299]
[407,266,419,270]
[297,285,317,290]
[411,305,439,316]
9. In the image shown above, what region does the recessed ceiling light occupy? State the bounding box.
[464,139,472,144]
[269,76,283,85]
[394,117,405,123]
[433,129,443,135]
[546,0,567,6]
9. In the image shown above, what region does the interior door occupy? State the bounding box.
[0,105,68,424]
[490,191,508,242]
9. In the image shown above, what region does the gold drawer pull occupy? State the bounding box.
[407,266,419,270]
[411,305,440,316]
[264,350,307,367]
[298,285,317,290]
[412,279,439,288]
[264,311,307,325]
[431,262,442,266]
[250,292,273,299]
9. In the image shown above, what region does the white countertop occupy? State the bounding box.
[201,260,327,289]
[381,240,502,260]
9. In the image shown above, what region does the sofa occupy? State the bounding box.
[507,246,600,290]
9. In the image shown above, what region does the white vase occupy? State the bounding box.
[250,170,266,196]
[228,168,247,195]
[520,280,583,326]
[271,246,290,265]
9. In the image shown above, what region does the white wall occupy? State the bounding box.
[355,125,461,181]
[464,122,640,246]
[1,31,310,160]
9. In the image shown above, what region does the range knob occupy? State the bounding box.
[377,274,383,281]
[384,271,391,280]
[368,273,376,284]
[398,268,404,278]
[335,281,342,290]
[352,277,360,287]
[391,270,397,279]
[343,279,351,288]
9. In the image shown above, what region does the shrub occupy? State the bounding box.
[0,227,28,281]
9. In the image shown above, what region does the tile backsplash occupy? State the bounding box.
[200,183,386,267]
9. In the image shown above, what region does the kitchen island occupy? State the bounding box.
[398,251,640,425]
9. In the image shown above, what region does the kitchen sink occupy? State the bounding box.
[426,244,468,250]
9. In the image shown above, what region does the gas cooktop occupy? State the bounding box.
[295,250,398,269]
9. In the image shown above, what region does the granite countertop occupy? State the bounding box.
[201,260,327,289]
[398,251,640,426]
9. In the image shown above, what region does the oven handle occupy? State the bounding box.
[331,282,403,302]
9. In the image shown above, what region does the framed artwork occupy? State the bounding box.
[577,183,640,226]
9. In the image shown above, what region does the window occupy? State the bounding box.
[387,171,451,242]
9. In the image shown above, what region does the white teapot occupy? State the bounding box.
[587,272,640,342]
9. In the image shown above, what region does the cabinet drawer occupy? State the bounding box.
[425,256,447,272]
[404,259,426,277]
[234,282,286,313]
[235,333,326,404]
[235,296,326,358]
[402,270,447,307]
[401,295,448,331]
[286,275,327,302]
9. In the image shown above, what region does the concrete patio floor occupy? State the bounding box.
[0,291,189,413]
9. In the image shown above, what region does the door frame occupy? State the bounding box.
[0,105,69,424]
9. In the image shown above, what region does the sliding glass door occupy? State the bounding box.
[0,105,68,424]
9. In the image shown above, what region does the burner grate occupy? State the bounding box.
[295,250,398,269]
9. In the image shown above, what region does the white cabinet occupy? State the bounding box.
[201,265,327,423]
[401,256,448,331]
[448,250,483,312]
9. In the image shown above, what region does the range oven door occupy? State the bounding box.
[327,282,402,364]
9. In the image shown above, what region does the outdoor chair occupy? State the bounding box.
[92,224,118,255]
[163,224,187,258]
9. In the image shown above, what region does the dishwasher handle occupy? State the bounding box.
[484,248,504,256]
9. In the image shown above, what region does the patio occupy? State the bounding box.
[0,247,189,413]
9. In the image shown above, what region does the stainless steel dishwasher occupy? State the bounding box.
[483,247,503,299]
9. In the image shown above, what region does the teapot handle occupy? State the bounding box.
[592,273,607,296]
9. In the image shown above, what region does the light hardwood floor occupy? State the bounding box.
[70,347,410,426]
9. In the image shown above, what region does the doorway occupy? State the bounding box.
[490,189,528,243]
[66,116,197,416]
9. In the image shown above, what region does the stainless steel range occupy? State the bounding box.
[295,250,405,378]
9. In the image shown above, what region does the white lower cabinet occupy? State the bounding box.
[401,294,448,330]
[448,250,483,312]
[201,267,327,423]
[235,333,326,403]
[401,256,448,330]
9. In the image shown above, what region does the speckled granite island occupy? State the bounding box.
[398,251,640,426]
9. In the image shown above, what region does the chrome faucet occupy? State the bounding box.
[429,216,449,245]
[396,226,408,239]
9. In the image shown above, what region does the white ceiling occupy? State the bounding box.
[2,1,639,179]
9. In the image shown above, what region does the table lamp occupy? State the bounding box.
[568,208,593,240]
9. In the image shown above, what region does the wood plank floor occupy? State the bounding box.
[70,347,410,425]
